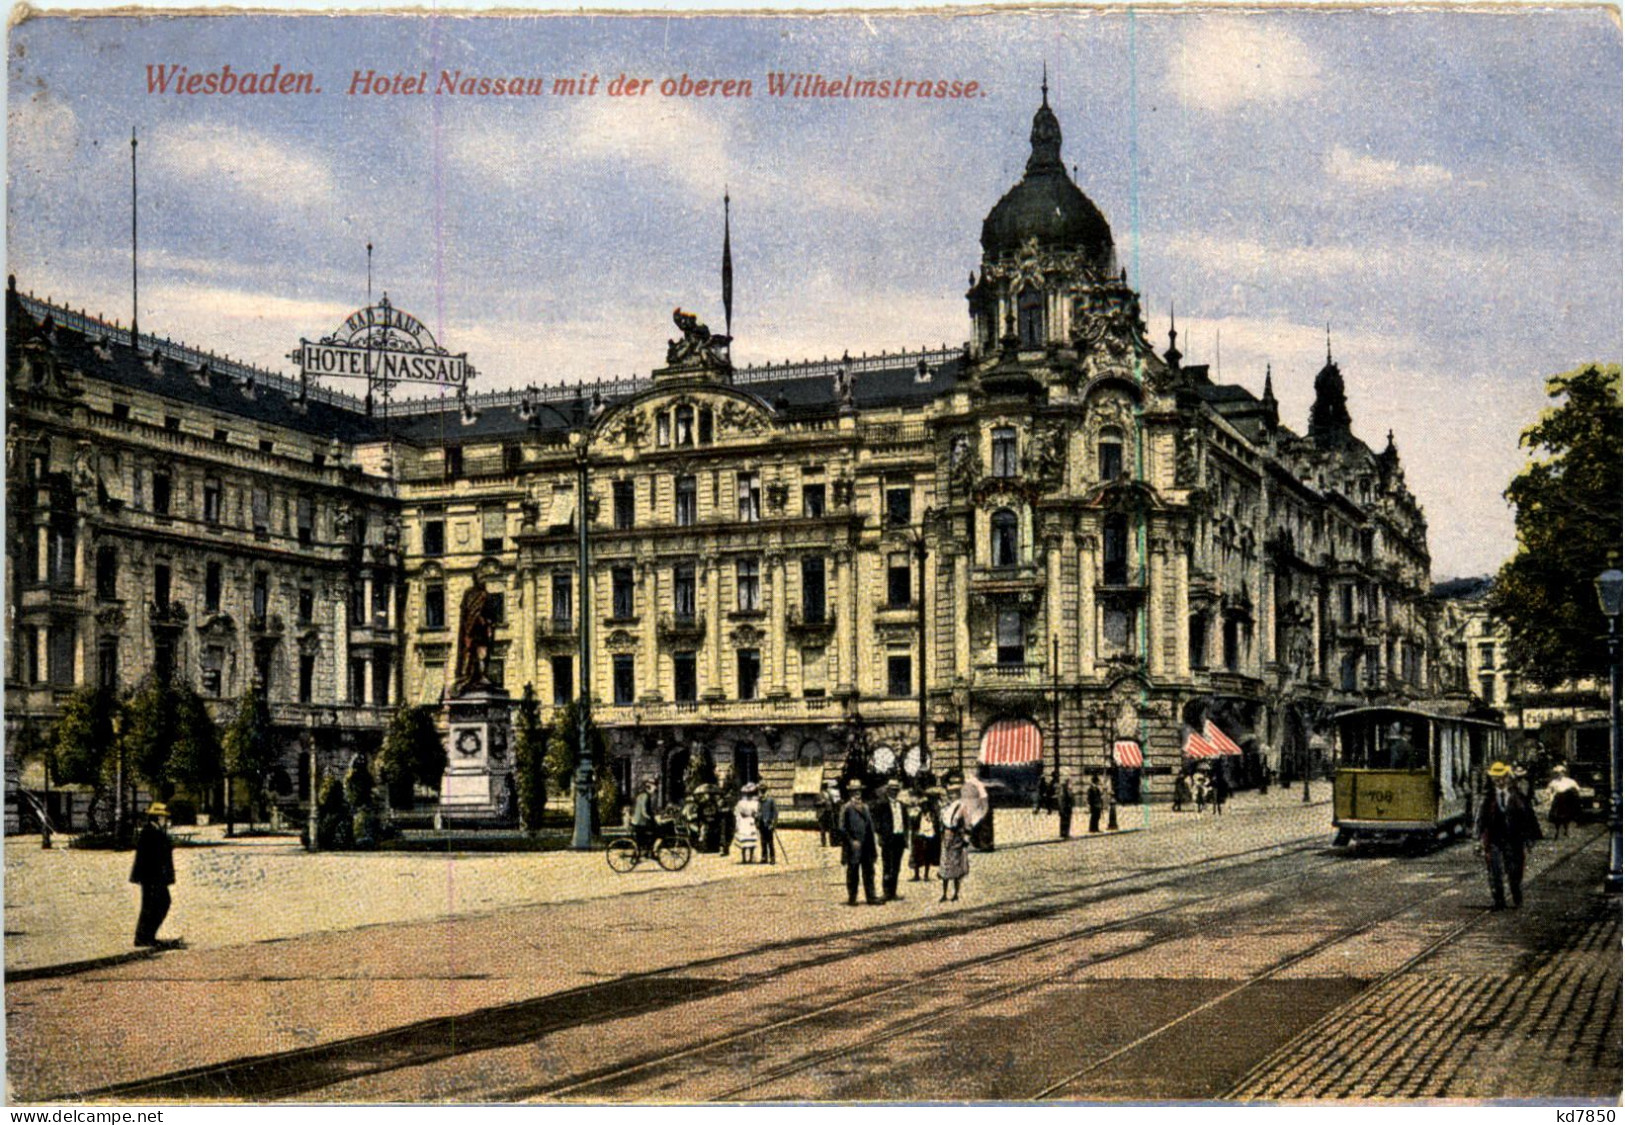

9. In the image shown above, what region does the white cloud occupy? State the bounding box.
[147,122,338,210]
[1325,145,1455,191]
[7,94,80,170]
[1166,19,1321,112]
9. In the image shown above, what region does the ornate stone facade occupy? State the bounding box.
[5,92,1439,826]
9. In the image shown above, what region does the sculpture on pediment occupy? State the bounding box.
[666,307,731,369]
[832,361,855,408]
[718,400,765,436]
[1031,422,1068,489]
[620,409,649,448]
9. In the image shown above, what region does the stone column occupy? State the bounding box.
[1147,534,1166,677]
[704,559,724,699]
[768,551,788,697]
[1173,536,1191,679]
[1045,531,1063,673]
[640,561,659,700]
[334,584,350,705]
[953,549,971,682]
[834,549,854,695]
[1077,530,1098,675]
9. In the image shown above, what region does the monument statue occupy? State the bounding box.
[665,307,731,368]
[453,578,496,695]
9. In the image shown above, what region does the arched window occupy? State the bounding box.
[992,508,1020,567]
[1098,426,1124,482]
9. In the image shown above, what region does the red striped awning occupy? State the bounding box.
[1113,740,1144,768]
[1205,720,1245,757]
[1184,730,1220,759]
[980,719,1042,765]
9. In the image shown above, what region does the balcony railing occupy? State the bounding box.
[975,661,1047,687]
[787,603,837,634]
[657,613,707,641]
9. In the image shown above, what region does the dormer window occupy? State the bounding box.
[1018,289,1045,347]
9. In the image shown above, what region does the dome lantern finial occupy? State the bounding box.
[1026,76,1064,176]
[1042,62,1049,107]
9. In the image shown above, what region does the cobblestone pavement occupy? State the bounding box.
[9,787,1617,1104]
[1229,834,1622,1101]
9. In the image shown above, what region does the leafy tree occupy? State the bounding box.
[166,682,223,803]
[316,776,353,849]
[1490,364,1623,687]
[378,704,445,810]
[222,685,277,832]
[512,684,550,833]
[119,677,177,799]
[544,700,607,834]
[346,753,383,849]
[50,686,115,830]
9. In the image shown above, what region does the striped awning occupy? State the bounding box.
[1113,740,1144,768]
[1184,730,1220,759]
[980,719,1042,765]
[1205,720,1245,757]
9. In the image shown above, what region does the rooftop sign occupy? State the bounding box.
[291,295,472,390]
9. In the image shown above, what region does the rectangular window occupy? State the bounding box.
[205,561,223,612]
[737,472,761,523]
[1341,585,1356,623]
[373,650,393,705]
[676,475,697,527]
[486,592,506,626]
[152,472,172,516]
[887,553,912,609]
[674,563,696,622]
[298,585,314,625]
[887,654,912,698]
[1098,439,1123,482]
[154,564,171,610]
[674,652,697,703]
[425,584,446,629]
[252,571,270,620]
[423,519,445,557]
[997,609,1025,665]
[1103,516,1129,586]
[886,486,913,528]
[350,657,368,704]
[299,655,315,703]
[296,496,314,545]
[802,556,827,621]
[503,443,523,475]
[204,477,223,524]
[1477,642,1496,671]
[98,638,119,690]
[1479,673,1497,705]
[803,483,826,518]
[252,488,270,535]
[698,408,714,444]
[482,506,506,553]
[552,573,573,628]
[1224,618,1240,672]
[736,649,761,700]
[372,579,390,625]
[613,481,635,530]
[613,654,636,705]
[1189,615,1208,670]
[612,566,635,619]
[96,546,118,601]
[201,646,225,697]
[445,447,464,480]
[656,412,671,447]
[675,405,695,446]
[1103,606,1135,657]
[551,655,574,706]
[992,428,1018,478]
[736,558,761,612]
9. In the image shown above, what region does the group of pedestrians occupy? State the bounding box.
[729,782,780,864]
[1171,768,1231,815]
[836,779,975,905]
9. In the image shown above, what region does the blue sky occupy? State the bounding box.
[7,8,1621,579]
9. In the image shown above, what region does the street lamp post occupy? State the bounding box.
[1593,567,1622,892]
[527,393,598,851]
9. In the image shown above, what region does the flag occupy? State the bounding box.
[1184,730,1218,759]
[722,190,734,339]
[1205,720,1244,757]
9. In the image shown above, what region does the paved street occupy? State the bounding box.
[5,787,1619,1104]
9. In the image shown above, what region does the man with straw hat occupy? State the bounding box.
[130,802,176,948]
[1478,761,1542,910]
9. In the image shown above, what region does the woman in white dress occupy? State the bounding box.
[733,782,761,863]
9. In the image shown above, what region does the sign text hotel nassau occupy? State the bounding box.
[292,296,471,388]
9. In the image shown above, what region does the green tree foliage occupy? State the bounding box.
[222,685,277,821]
[166,682,223,800]
[120,677,177,797]
[512,684,550,833]
[346,754,383,849]
[1490,364,1623,688]
[378,705,445,809]
[544,700,608,834]
[51,685,114,789]
[316,775,353,849]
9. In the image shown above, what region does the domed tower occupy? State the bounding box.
[1308,340,1354,449]
[968,80,1119,359]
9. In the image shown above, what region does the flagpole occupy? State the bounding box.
[722,189,734,358]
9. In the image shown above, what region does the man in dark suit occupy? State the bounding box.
[1086,773,1104,834]
[840,780,881,905]
[1057,776,1075,839]
[871,779,908,900]
[130,803,176,947]
[1479,761,1542,910]
[757,783,779,865]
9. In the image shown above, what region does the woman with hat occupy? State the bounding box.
[1546,765,1582,838]
[733,782,761,864]
[938,783,973,903]
[908,786,943,882]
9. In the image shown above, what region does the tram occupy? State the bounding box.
[1331,706,1507,845]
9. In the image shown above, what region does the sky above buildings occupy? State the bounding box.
[7,8,1621,580]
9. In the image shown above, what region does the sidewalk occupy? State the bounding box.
[3,783,1331,976]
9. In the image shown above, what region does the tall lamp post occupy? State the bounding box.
[526,393,597,851]
[1594,567,1622,892]
[910,507,941,784]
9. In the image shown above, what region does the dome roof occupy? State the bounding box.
[980,88,1115,270]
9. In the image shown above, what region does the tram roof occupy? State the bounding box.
[1335,705,1505,728]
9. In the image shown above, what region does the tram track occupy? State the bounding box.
[69,831,1334,1102]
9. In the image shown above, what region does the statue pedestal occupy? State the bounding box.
[438,686,515,827]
